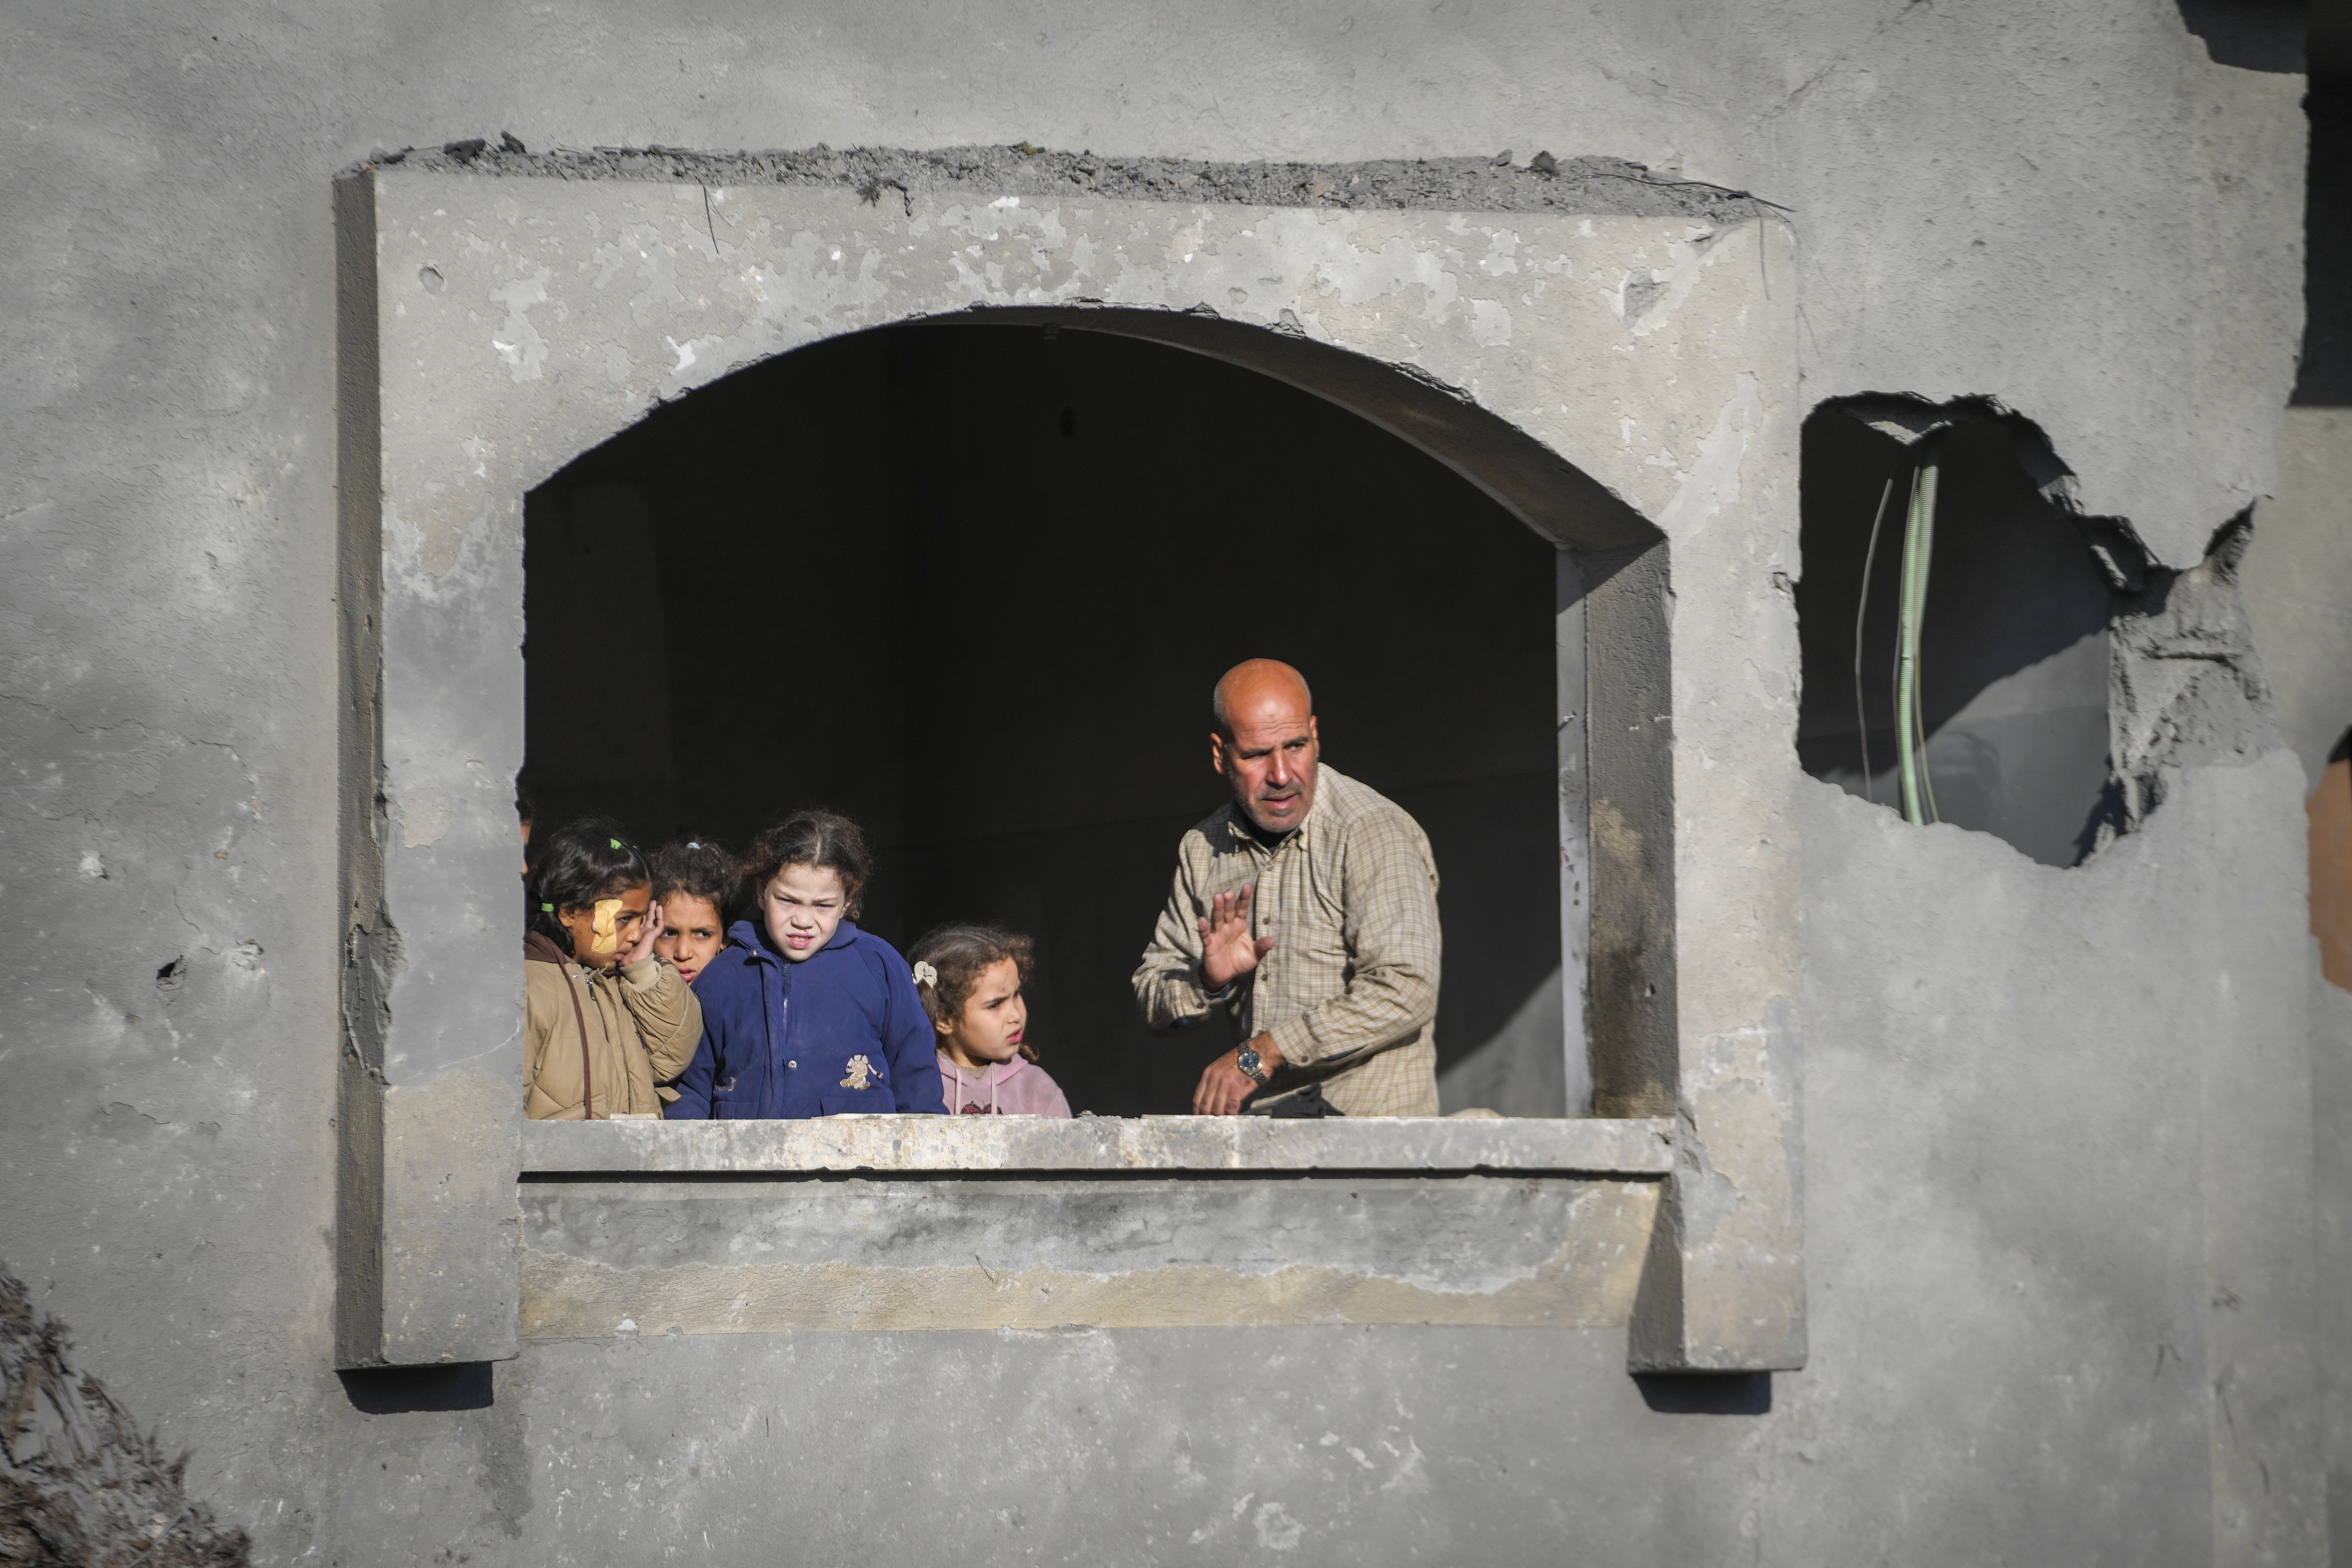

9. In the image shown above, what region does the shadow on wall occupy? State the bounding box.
[2312,731,2352,990]
[1793,404,2124,867]
[338,1362,495,1414]
[1633,1372,1773,1415]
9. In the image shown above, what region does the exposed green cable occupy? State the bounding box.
[1893,449,1941,827]
[1853,472,1898,807]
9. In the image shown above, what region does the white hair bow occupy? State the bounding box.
[912,961,938,987]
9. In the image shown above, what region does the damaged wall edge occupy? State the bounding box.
[1824,392,2158,583]
[356,140,1788,227]
[333,172,390,1369]
[337,169,525,1369]
[2109,512,2278,832]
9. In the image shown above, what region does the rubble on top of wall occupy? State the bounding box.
[362,138,1783,225]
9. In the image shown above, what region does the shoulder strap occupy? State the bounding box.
[566,967,594,1120]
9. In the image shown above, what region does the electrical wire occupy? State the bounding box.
[1854,472,1899,805]
[1892,452,1942,826]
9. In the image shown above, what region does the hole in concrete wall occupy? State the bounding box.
[2175,0,2308,72]
[1794,404,2122,867]
[522,324,1563,1116]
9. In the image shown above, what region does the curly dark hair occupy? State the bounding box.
[744,809,871,919]
[907,924,1038,1062]
[651,837,740,922]
[526,816,651,957]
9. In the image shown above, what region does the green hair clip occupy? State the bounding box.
[610,838,624,849]
[540,903,554,912]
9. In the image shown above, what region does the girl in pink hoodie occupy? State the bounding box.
[910,925,1072,1118]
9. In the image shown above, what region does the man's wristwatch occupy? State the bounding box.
[1235,1047,1269,1085]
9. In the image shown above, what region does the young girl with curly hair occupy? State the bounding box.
[649,837,739,987]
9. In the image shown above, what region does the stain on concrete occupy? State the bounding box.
[517,1177,1660,1335]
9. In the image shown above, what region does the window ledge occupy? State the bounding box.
[520,1115,1674,1176]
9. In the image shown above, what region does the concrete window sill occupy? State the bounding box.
[519,1114,1675,1176]
[517,1116,1677,1336]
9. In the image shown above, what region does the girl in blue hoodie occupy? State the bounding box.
[666,810,946,1119]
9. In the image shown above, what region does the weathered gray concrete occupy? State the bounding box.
[2242,408,2352,786]
[2316,972,2352,1557]
[0,2,2326,1563]
[521,1113,1674,1174]
[456,1329,1786,1564]
[2241,409,2352,1563]
[517,1174,1659,1333]
[1798,755,2322,1566]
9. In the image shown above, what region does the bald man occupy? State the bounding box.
[1131,660,1442,1116]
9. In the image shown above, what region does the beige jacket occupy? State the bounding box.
[523,931,703,1120]
[1133,766,1442,1117]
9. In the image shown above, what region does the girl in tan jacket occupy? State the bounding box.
[523,818,703,1120]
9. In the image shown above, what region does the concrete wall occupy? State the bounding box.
[0,2,2323,1564]
[2244,406,2352,1560]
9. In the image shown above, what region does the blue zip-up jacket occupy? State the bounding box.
[665,917,947,1119]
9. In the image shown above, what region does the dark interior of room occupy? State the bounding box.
[2297,4,2352,405]
[522,323,1562,1116]
[1794,410,2120,868]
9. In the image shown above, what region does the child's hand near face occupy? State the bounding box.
[622,897,664,968]
[557,884,655,972]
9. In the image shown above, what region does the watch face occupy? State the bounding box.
[1238,1050,1264,1081]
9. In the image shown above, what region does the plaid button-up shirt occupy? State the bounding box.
[1132,765,1441,1117]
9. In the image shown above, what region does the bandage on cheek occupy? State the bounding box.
[590,898,624,956]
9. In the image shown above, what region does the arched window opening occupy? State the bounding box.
[1794,405,2121,867]
[522,323,1565,1116]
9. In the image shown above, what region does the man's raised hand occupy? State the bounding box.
[1198,884,1274,992]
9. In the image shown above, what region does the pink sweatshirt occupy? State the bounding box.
[936,1051,1072,1118]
